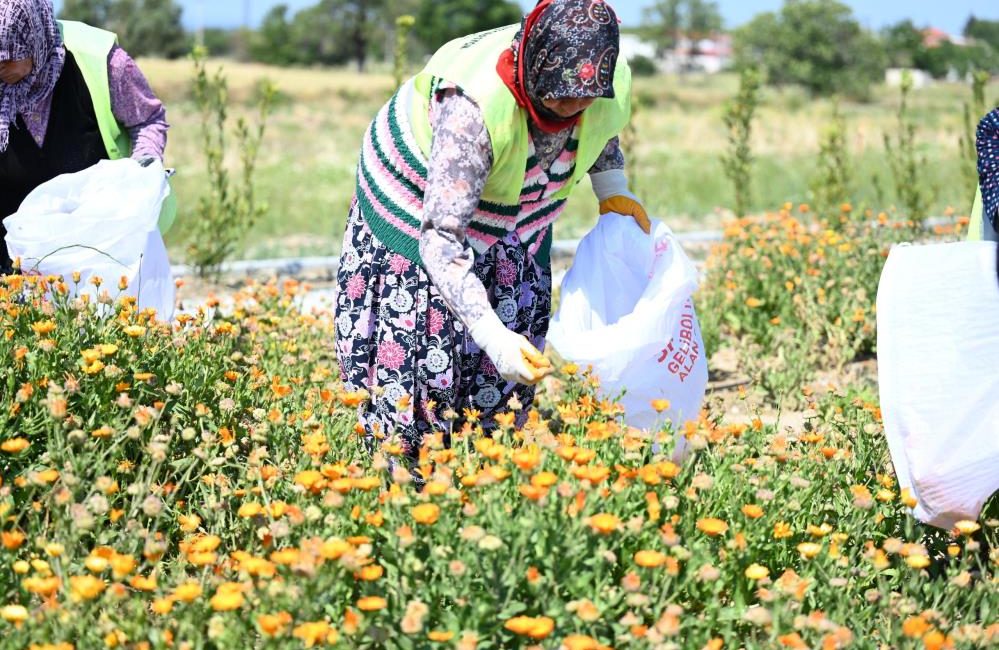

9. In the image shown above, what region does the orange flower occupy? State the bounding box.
[796,542,822,559]
[412,503,441,525]
[586,513,621,535]
[293,620,338,647]
[505,616,555,640]
[356,564,384,581]
[1,530,26,550]
[258,611,293,636]
[1,438,29,453]
[210,583,245,611]
[634,550,668,568]
[427,630,454,642]
[172,581,203,603]
[651,399,671,413]
[562,634,611,650]
[902,616,930,638]
[741,504,764,519]
[531,472,558,488]
[696,517,728,536]
[357,596,387,611]
[31,320,56,336]
[69,575,106,601]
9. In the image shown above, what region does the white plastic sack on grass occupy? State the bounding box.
[4,158,175,321]
[877,241,999,529]
[548,214,708,459]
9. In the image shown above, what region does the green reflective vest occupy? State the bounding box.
[58,20,177,234]
[409,25,632,206]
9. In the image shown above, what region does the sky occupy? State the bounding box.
[52,1,999,36]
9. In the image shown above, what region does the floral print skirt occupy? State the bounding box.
[334,201,552,456]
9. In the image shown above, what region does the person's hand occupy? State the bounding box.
[467,312,553,385]
[599,195,651,234]
[590,169,651,234]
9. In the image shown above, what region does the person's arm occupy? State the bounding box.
[419,88,550,385]
[107,45,168,161]
[977,108,999,229]
[588,136,650,233]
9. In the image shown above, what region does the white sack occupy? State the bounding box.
[877,241,999,529]
[4,158,175,321]
[548,214,708,459]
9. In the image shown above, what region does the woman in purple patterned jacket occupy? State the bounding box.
[0,0,169,272]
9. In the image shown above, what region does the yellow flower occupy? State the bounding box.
[796,543,822,559]
[238,502,263,518]
[30,319,58,337]
[773,521,793,539]
[293,620,338,647]
[1,604,29,627]
[427,630,454,642]
[258,611,293,636]
[504,616,555,640]
[1,438,30,453]
[173,581,203,603]
[696,517,728,537]
[745,564,770,580]
[69,575,106,601]
[953,520,980,536]
[412,503,441,526]
[905,555,930,569]
[586,513,621,535]
[745,297,764,308]
[651,399,671,413]
[150,598,174,615]
[562,363,579,376]
[634,550,668,568]
[210,583,245,611]
[357,596,387,611]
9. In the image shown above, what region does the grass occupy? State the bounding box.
[139,57,999,260]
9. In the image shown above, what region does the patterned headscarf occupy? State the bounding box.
[0,0,65,152]
[498,0,620,133]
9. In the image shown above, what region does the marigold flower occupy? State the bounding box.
[741,504,764,519]
[427,630,454,642]
[210,583,245,611]
[2,530,26,549]
[634,550,668,568]
[1,438,29,453]
[773,521,793,539]
[953,520,980,536]
[357,596,387,611]
[586,513,621,535]
[651,399,671,413]
[151,598,174,615]
[745,564,770,580]
[561,634,610,650]
[505,616,555,640]
[258,611,293,636]
[905,555,930,569]
[172,581,203,603]
[356,564,384,581]
[696,517,728,536]
[293,620,338,647]
[796,542,822,559]
[1,604,28,627]
[69,575,106,601]
[412,503,441,525]
[123,325,146,337]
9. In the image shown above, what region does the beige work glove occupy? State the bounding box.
[591,169,651,234]
[467,312,553,385]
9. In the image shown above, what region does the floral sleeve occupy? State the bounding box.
[978,108,999,227]
[589,136,625,173]
[418,86,496,328]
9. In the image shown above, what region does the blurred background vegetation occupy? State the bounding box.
[56,0,999,261]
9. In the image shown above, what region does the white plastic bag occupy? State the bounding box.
[877,241,999,529]
[548,214,708,458]
[4,158,175,321]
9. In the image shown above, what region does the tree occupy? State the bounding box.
[58,0,115,26]
[642,0,723,57]
[734,0,885,99]
[251,5,298,66]
[60,0,186,59]
[413,0,523,52]
[964,16,999,49]
[881,20,925,69]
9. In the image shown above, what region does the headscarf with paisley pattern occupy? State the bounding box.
[498,0,621,134]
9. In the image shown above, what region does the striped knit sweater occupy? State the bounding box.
[355,79,575,267]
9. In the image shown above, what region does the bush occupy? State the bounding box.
[629,55,659,78]
[0,275,995,648]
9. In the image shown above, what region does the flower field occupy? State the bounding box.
[0,226,996,649]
